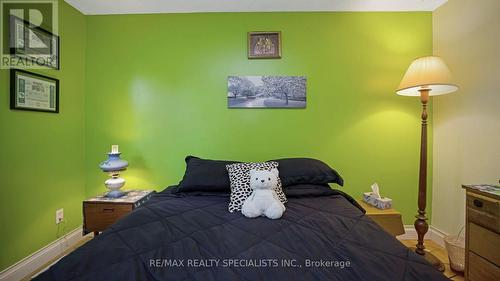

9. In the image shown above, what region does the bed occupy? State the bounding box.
[35,157,448,281]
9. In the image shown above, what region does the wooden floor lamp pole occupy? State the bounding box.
[413,88,445,272]
[397,56,457,272]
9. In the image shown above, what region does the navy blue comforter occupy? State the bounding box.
[36,185,448,281]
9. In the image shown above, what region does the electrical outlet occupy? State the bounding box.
[56,208,64,224]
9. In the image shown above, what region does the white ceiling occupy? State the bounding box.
[65,0,448,15]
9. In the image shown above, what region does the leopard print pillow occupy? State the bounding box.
[226,161,287,213]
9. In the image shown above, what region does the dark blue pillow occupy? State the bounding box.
[176,156,239,192]
[271,158,344,187]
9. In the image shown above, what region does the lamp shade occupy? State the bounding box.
[99,152,128,173]
[396,56,458,96]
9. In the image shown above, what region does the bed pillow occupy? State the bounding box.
[226,161,287,212]
[271,158,344,187]
[176,156,239,192]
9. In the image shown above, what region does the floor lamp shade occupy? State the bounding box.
[397,56,458,96]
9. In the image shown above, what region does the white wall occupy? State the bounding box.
[432,0,500,235]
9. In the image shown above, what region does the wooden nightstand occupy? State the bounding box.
[357,200,405,236]
[83,190,154,236]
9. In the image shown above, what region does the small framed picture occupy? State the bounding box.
[247,31,281,59]
[9,15,60,69]
[10,69,59,113]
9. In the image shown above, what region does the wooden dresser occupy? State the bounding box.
[462,185,500,281]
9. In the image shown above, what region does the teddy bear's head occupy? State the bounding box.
[249,168,279,190]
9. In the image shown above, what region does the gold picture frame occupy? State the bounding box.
[247,31,282,59]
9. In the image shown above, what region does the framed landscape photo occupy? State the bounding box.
[9,15,60,69]
[247,32,281,59]
[228,76,306,108]
[10,69,59,113]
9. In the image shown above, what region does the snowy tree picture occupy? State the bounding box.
[227,76,306,108]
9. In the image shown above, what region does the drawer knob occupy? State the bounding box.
[103,208,115,212]
[473,199,483,208]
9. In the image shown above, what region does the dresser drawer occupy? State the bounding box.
[468,207,500,233]
[467,191,499,217]
[469,223,500,265]
[84,203,133,232]
[468,252,500,281]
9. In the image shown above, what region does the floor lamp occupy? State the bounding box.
[396,56,458,271]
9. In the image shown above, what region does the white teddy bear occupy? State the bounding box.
[241,168,286,219]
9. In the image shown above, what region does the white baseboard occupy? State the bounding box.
[397,225,448,247]
[0,226,86,281]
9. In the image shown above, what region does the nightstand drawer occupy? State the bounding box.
[469,222,500,265]
[84,203,133,232]
[83,190,154,235]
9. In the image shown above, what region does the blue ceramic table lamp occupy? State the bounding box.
[99,145,129,198]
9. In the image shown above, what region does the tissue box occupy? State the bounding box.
[363,192,393,209]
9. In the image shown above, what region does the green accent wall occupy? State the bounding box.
[0,1,86,271]
[85,12,433,224]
